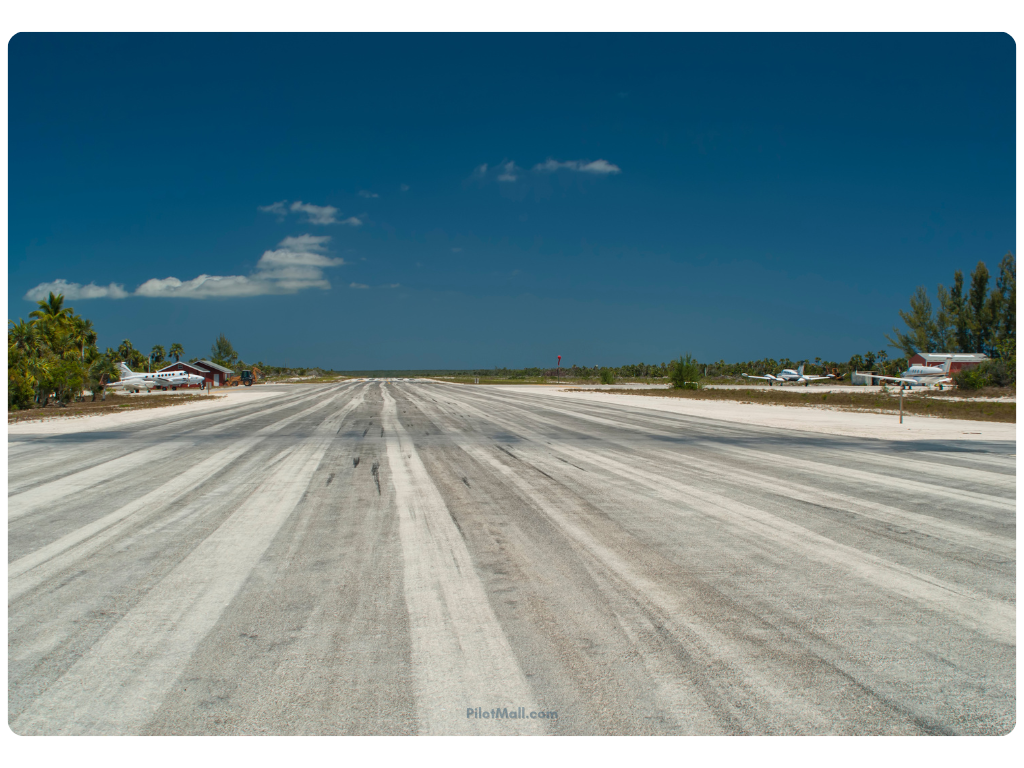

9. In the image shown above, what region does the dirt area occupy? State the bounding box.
[477,384,1016,443]
[6,386,289,435]
[564,386,1015,423]
[7,392,220,424]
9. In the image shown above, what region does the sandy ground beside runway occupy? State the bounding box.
[7,386,282,436]
[492,385,1017,443]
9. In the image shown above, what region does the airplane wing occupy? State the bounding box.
[741,374,777,381]
[869,374,919,386]
[801,374,835,381]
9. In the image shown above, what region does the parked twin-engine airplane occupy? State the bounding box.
[742,363,836,387]
[103,362,207,393]
[864,357,954,389]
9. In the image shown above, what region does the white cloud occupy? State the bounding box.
[24,279,129,301]
[532,158,622,174]
[472,163,488,177]
[276,234,331,252]
[135,275,272,299]
[385,283,400,288]
[349,282,369,289]
[497,161,520,182]
[358,190,379,198]
[532,159,578,172]
[578,159,621,174]
[451,247,462,253]
[29,235,347,301]
[290,200,340,225]
[258,200,288,216]
[340,216,363,227]
[400,184,410,192]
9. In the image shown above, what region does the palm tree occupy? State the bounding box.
[29,292,74,324]
[129,348,147,370]
[68,317,97,361]
[169,343,184,362]
[118,339,134,362]
[8,319,39,356]
[52,329,81,361]
[151,344,166,370]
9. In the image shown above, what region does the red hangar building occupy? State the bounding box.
[158,359,236,387]
[907,352,988,374]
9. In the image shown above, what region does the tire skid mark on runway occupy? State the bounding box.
[445,384,1015,482]
[450,385,1015,524]
[501,391,1012,491]
[410,387,1015,643]
[401,385,858,733]
[5,386,336,488]
[457,441,843,733]
[641,446,1015,559]
[402,384,1014,733]
[380,384,543,735]
[547,443,1015,646]
[9,387,358,603]
[8,442,188,521]
[7,441,162,494]
[404,448,734,733]
[188,383,353,437]
[830,449,1016,491]
[711,444,1015,510]
[11,390,364,736]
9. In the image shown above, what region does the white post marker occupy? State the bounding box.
[900,386,904,424]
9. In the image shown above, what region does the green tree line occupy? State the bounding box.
[8,292,111,409]
[886,254,1015,359]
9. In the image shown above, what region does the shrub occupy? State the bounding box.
[955,359,1015,390]
[8,370,35,411]
[599,368,615,385]
[953,367,988,391]
[669,354,703,390]
[47,359,86,405]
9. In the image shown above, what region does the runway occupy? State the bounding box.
[8,380,1016,734]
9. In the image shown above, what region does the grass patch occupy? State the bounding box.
[8,392,221,423]
[569,387,1015,423]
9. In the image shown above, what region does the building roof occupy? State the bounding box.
[194,359,235,374]
[915,353,989,363]
[157,361,207,374]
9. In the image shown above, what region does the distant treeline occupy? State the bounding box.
[480,355,910,380]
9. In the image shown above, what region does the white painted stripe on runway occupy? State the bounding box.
[381,385,542,735]
[8,442,186,521]
[11,394,362,735]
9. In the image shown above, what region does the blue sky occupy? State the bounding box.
[8,33,1015,369]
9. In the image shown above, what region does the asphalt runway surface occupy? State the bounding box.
[8,380,1016,735]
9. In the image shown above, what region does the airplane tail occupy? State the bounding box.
[942,357,953,375]
[117,361,134,377]
[798,363,805,376]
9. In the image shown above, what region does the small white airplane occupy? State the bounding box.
[864,357,954,389]
[104,362,207,393]
[742,363,836,387]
